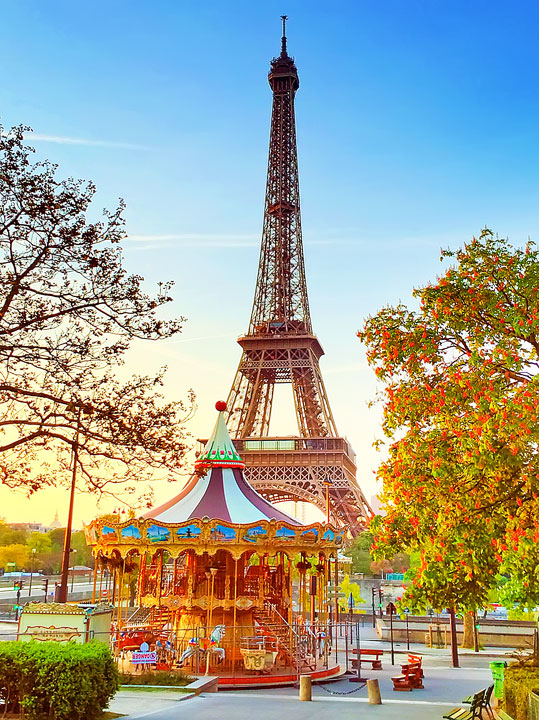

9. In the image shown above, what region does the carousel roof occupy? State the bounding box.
[144,402,302,526]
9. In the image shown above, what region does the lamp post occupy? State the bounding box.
[56,401,88,603]
[322,478,333,524]
[70,549,78,593]
[28,548,36,596]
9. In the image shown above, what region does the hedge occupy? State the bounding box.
[503,662,539,720]
[0,641,119,720]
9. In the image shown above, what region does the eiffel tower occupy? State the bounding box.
[225,18,371,535]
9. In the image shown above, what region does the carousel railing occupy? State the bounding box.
[113,619,330,680]
[263,604,318,676]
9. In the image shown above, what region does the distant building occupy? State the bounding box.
[49,511,62,530]
[10,522,46,533]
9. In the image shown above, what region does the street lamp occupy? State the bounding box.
[28,548,36,596]
[322,478,333,524]
[56,401,90,603]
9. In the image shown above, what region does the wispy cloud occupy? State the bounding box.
[125,232,362,250]
[29,133,151,151]
[125,233,259,249]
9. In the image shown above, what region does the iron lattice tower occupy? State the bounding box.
[225,18,371,534]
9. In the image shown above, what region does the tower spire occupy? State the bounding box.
[281,14,288,57]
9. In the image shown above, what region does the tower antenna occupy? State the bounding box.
[281,14,288,56]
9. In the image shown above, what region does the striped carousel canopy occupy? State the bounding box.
[144,402,302,527]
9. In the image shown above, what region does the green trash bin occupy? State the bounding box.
[490,661,506,699]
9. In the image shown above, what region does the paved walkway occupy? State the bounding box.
[109,640,500,720]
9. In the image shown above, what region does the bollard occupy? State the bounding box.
[299,674,312,701]
[367,678,382,704]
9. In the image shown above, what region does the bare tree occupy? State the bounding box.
[0,124,193,501]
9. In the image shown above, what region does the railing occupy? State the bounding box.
[529,691,539,720]
[233,437,354,455]
[265,604,319,679]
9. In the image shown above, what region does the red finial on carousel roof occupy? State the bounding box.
[195,402,244,470]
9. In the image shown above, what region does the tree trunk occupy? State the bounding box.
[461,611,474,649]
[449,607,459,668]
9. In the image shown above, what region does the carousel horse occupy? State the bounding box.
[178,624,226,668]
[317,630,327,658]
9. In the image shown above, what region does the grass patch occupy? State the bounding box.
[119,670,192,687]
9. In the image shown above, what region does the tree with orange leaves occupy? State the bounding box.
[359,228,539,615]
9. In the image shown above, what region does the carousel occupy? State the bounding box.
[85,402,345,686]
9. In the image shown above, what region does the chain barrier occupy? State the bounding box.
[317,680,366,695]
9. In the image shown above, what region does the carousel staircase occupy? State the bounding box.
[253,606,316,672]
[125,605,172,634]
[126,606,152,628]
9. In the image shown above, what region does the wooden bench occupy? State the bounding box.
[463,685,494,719]
[391,662,424,691]
[351,648,383,670]
[443,690,484,720]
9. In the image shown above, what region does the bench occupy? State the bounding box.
[463,685,494,719]
[351,648,383,670]
[443,690,484,720]
[391,662,424,691]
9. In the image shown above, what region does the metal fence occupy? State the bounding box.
[529,691,539,720]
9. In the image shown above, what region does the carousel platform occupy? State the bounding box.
[217,663,342,689]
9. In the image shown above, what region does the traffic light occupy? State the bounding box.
[13,603,22,620]
[13,579,23,591]
[42,578,49,602]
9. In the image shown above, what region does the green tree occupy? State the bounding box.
[0,543,29,570]
[0,521,27,546]
[345,530,410,576]
[338,574,366,612]
[0,125,193,500]
[47,528,66,552]
[26,531,52,555]
[359,229,539,613]
[70,530,94,567]
[345,531,375,574]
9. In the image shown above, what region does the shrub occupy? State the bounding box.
[0,641,119,719]
[504,662,539,720]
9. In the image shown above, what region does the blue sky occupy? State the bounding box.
[2,0,539,524]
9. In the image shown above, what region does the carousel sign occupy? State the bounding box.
[132,651,157,664]
[25,625,82,642]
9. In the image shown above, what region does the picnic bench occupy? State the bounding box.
[351,648,383,670]
[391,654,424,691]
[443,690,485,720]
[497,710,514,720]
